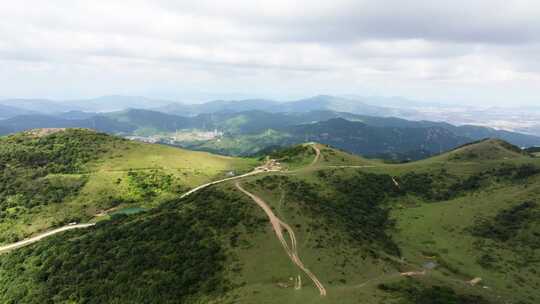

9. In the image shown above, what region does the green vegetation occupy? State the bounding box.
[250,171,400,255]
[395,162,540,202]
[187,129,294,156]
[0,129,122,242]
[0,187,265,303]
[267,144,315,168]
[472,201,540,248]
[444,139,527,162]
[0,129,257,244]
[378,279,491,304]
[127,169,188,199]
[1,132,540,304]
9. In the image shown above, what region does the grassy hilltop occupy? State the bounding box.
[0,130,539,304]
[0,128,257,244]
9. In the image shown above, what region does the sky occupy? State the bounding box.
[0,0,539,106]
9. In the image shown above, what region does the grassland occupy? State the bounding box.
[0,134,539,303]
[216,140,540,303]
[0,129,258,245]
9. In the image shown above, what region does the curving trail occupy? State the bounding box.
[0,224,95,254]
[0,161,276,254]
[180,160,280,199]
[235,182,327,296]
[309,144,321,166]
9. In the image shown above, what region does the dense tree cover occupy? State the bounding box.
[289,118,470,160]
[399,171,485,201]
[268,145,314,164]
[0,129,123,173]
[490,163,540,180]
[472,201,540,248]
[378,280,491,304]
[0,188,265,304]
[253,171,401,255]
[322,171,401,255]
[0,129,123,217]
[398,163,540,202]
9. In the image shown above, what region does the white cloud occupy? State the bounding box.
[0,0,539,105]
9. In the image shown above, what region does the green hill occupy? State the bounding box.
[436,138,528,162]
[0,129,257,245]
[3,109,540,161]
[0,134,539,304]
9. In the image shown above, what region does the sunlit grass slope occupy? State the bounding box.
[0,139,539,304]
[0,129,257,244]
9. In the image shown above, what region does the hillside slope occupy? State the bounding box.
[432,138,527,162]
[0,129,257,245]
[0,138,539,303]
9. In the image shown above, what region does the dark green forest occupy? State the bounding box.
[0,130,123,227]
[0,187,265,304]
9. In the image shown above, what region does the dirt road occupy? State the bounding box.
[0,223,95,254]
[1,162,274,254]
[235,182,327,296]
[180,162,280,199]
[309,144,321,166]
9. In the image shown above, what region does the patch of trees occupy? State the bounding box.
[0,129,123,173]
[0,130,123,218]
[268,145,314,163]
[398,164,540,202]
[490,163,540,180]
[471,201,539,248]
[378,279,491,304]
[0,188,264,303]
[127,169,188,199]
[255,171,401,255]
[397,172,469,201]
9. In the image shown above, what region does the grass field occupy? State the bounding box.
[0,131,258,245]
[209,140,540,303]
[1,133,539,303]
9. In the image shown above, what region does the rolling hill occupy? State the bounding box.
[2,109,540,161]
[0,114,136,134]
[436,139,528,162]
[0,131,539,303]
[0,129,257,245]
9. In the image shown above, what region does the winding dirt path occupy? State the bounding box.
[180,160,280,199]
[0,162,275,254]
[0,224,95,254]
[309,144,321,166]
[235,182,327,296]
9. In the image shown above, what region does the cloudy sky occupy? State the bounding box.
[1,0,539,105]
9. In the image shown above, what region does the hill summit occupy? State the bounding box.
[440,138,527,161]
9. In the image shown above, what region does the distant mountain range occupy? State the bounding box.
[0,95,171,114]
[0,104,37,119]
[152,95,415,117]
[0,95,415,118]
[2,95,539,137]
[2,107,539,160]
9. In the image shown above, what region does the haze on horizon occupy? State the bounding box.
[1,1,539,106]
